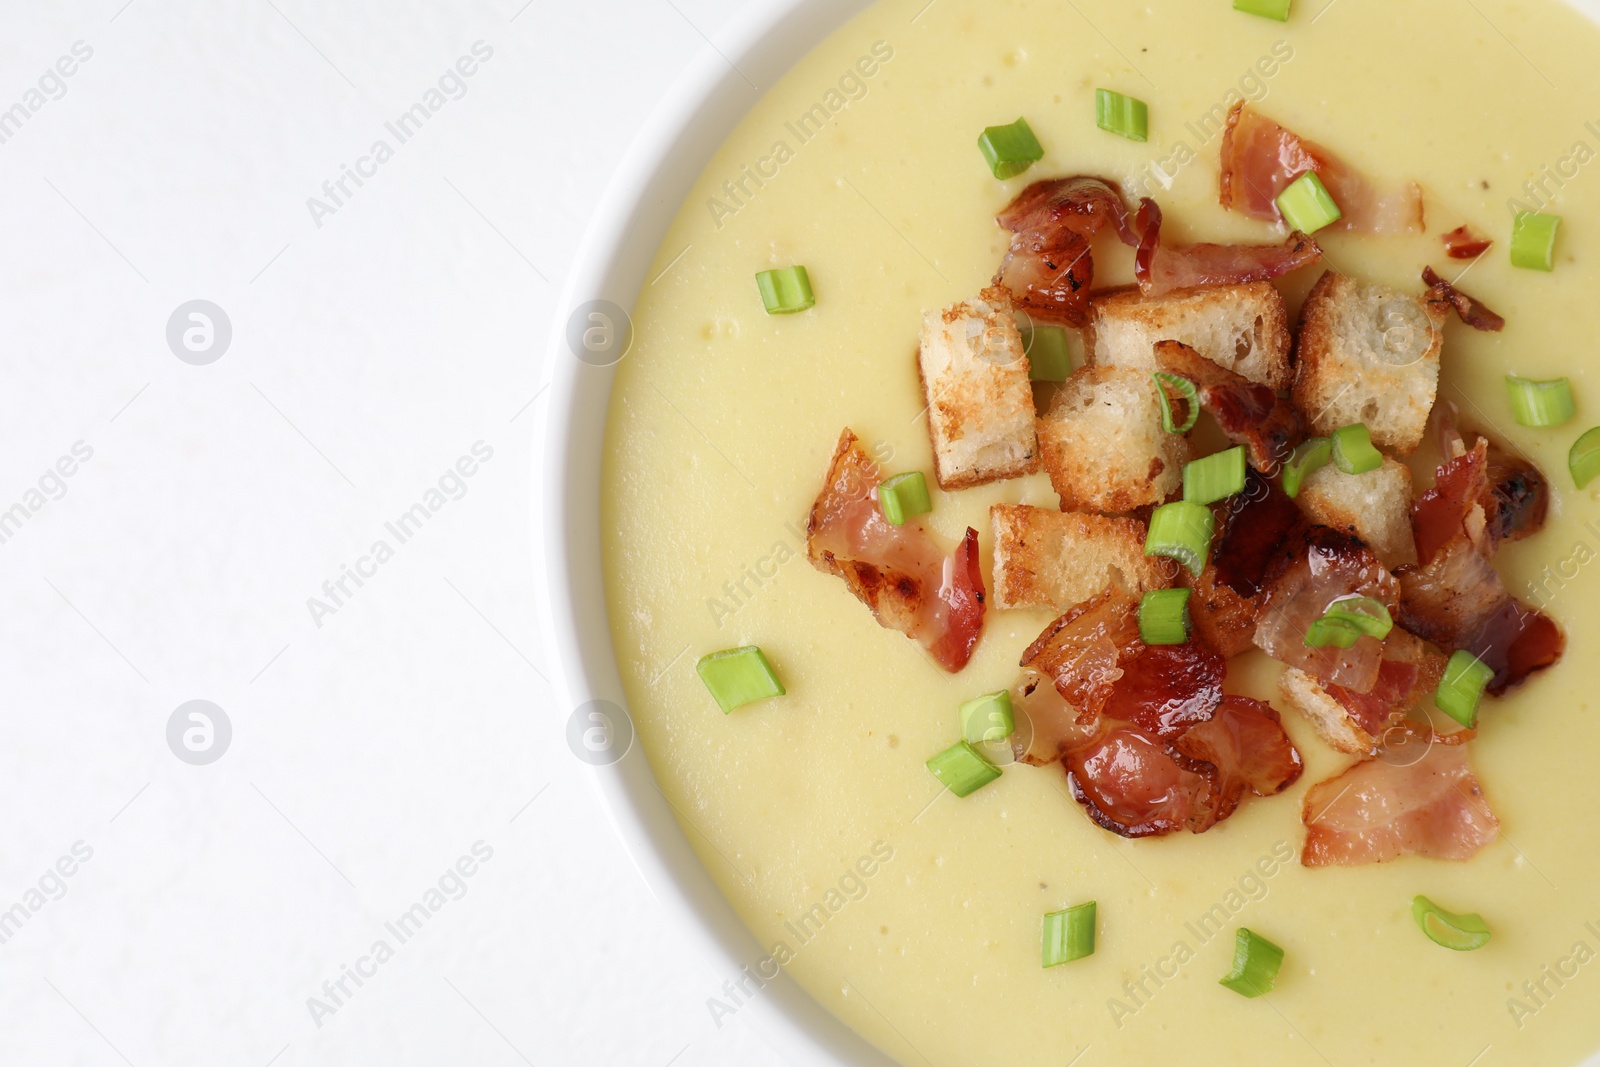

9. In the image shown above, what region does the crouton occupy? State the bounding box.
[1037,365,1188,513]
[917,287,1039,490]
[1292,271,1448,454]
[1085,282,1294,391]
[1296,457,1417,567]
[1278,668,1377,754]
[991,504,1175,611]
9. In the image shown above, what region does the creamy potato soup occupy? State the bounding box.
[602,0,1600,1062]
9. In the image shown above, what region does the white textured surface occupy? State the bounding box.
[0,2,788,1065]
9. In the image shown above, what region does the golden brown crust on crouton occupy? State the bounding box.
[1291,271,1448,455]
[1296,457,1418,568]
[991,504,1175,611]
[1036,365,1188,513]
[1278,667,1377,754]
[917,287,1040,490]
[1085,282,1294,391]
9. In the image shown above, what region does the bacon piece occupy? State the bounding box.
[1011,668,1104,766]
[994,177,1137,326]
[1219,102,1426,234]
[1442,225,1492,260]
[1019,589,1142,717]
[1174,697,1303,823]
[1301,746,1499,866]
[805,429,986,671]
[1323,629,1445,739]
[1067,726,1216,838]
[1154,340,1302,471]
[1398,437,1564,692]
[1255,527,1401,692]
[1214,469,1307,598]
[1100,642,1226,740]
[1138,198,1323,296]
[1423,266,1505,332]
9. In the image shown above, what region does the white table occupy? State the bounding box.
[0,1,787,1063]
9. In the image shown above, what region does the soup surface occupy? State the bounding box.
[602,0,1600,1062]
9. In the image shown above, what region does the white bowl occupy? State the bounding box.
[540,2,1600,1064]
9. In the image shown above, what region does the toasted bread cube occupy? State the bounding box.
[1085,282,1293,391]
[1296,457,1417,567]
[1179,564,1261,659]
[1292,271,1448,454]
[991,504,1175,611]
[1278,667,1378,754]
[917,287,1039,490]
[1037,365,1188,513]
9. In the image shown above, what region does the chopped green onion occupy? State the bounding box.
[1511,211,1561,271]
[1042,901,1097,967]
[1331,423,1382,475]
[1434,649,1493,728]
[1319,596,1394,640]
[926,740,1002,797]
[696,647,785,713]
[878,472,932,526]
[1184,446,1248,505]
[960,691,1015,746]
[977,117,1044,179]
[1412,895,1492,951]
[1282,437,1331,498]
[1506,375,1575,428]
[755,266,815,314]
[1571,427,1600,488]
[1304,618,1361,649]
[1023,324,1072,381]
[1095,89,1148,142]
[1234,0,1292,20]
[1139,588,1192,646]
[1152,372,1199,433]
[1275,172,1343,234]
[1145,500,1215,577]
[1218,928,1285,998]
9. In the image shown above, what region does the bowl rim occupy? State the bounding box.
[539,2,1600,1064]
[537,0,896,1063]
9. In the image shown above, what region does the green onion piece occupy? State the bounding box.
[925,740,1002,797]
[1095,89,1148,142]
[1412,895,1492,951]
[1571,427,1600,488]
[1152,372,1199,433]
[977,117,1044,179]
[1331,423,1382,475]
[1434,649,1493,728]
[1282,437,1331,498]
[1233,0,1292,20]
[1145,500,1215,577]
[1303,618,1361,649]
[1275,172,1343,234]
[878,472,932,526]
[696,647,785,713]
[1023,324,1072,381]
[1505,375,1575,428]
[1319,596,1394,640]
[1138,588,1192,646]
[1184,446,1248,505]
[1511,211,1561,271]
[960,691,1016,746]
[1042,901,1097,967]
[755,266,815,314]
[1218,928,1285,998]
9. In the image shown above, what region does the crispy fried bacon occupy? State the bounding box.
[1423,266,1505,332]
[1301,746,1499,866]
[994,179,1322,322]
[1013,588,1301,838]
[1219,102,1426,234]
[1154,340,1302,471]
[1324,629,1446,740]
[1254,527,1401,692]
[1442,225,1493,260]
[1398,437,1563,693]
[994,177,1137,326]
[1181,471,1305,657]
[805,429,986,672]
